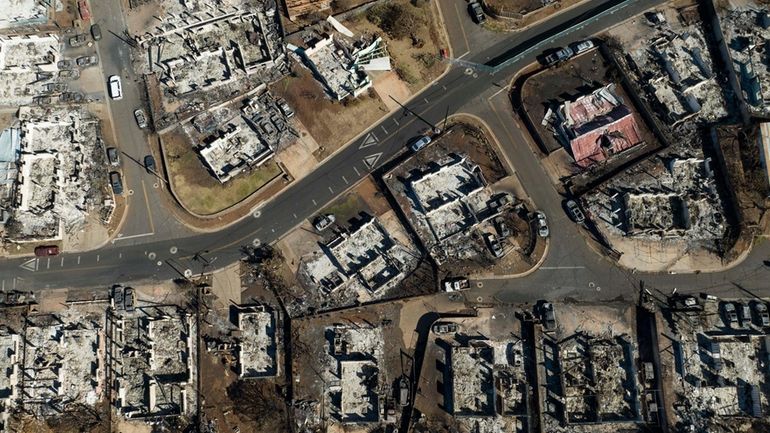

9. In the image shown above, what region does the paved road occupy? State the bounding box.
[5,0,765,301]
[89,0,191,244]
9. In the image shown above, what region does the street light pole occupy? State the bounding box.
[388,95,442,134]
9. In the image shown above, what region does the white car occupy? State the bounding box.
[572,40,595,55]
[410,135,432,152]
[108,75,122,100]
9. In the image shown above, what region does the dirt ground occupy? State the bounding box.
[271,64,389,160]
[161,128,283,215]
[484,0,589,31]
[345,0,446,92]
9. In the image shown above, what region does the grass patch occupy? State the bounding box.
[321,193,369,225]
[163,130,283,215]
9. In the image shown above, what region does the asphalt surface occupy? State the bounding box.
[3,0,768,302]
[89,0,191,244]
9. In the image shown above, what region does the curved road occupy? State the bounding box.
[2,0,767,301]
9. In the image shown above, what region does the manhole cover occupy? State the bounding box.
[252,209,262,218]
[148,252,156,260]
[476,282,483,288]
[169,246,178,254]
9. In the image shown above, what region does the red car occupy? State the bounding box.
[34,245,59,256]
[78,0,91,21]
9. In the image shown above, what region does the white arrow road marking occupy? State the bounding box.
[363,152,383,170]
[358,132,378,149]
[19,258,38,272]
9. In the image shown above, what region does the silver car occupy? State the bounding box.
[410,135,432,152]
[535,211,549,237]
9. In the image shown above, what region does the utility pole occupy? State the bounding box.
[388,95,442,134]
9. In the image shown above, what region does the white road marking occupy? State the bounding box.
[358,132,378,149]
[353,166,361,176]
[342,175,349,184]
[423,97,429,104]
[96,255,100,263]
[60,257,64,267]
[293,213,297,219]
[393,118,399,126]
[380,125,387,134]
[328,186,334,193]
[77,256,81,265]
[112,232,155,242]
[19,258,38,272]
[363,152,383,170]
[46,258,50,269]
[540,266,586,270]
[312,199,317,206]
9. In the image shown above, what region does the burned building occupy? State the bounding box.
[237,305,279,378]
[110,305,197,420]
[299,212,419,298]
[193,86,294,183]
[2,107,112,242]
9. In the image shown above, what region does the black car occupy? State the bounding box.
[109,171,123,195]
[90,24,102,41]
[106,147,120,166]
[468,1,486,24]
[144,155,156,173]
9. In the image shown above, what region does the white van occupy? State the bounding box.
[108,75,122,100]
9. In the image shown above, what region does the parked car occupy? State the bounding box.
[57,59,74,69]
[124,287,135,312]
[144,155,156,173]
[566,199,586,224]
[76,55,99,67]
[106,147,120,166]
[432,322,459,334]
[112,285,124,310]
[572,39,595,54]
[134,109,148,128]
[108,75,122,100]
[109,171,123,195]
[535,211,549,238]
[58,69,80,80]
[468,1,486,24]
[90,24,102,41]
[723,302,738,325]
[313,214,336,231]
[544,46,574,66]
[755,302,770,326]
[68,34,89,48]
[740,303,752,327]
[540,302,557,332]
[494,216,510,238]
[34,245,59,256]
[484,233,504,258]
[410,135,432,152]
[398,377,410,407]
[442,277,470,292]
